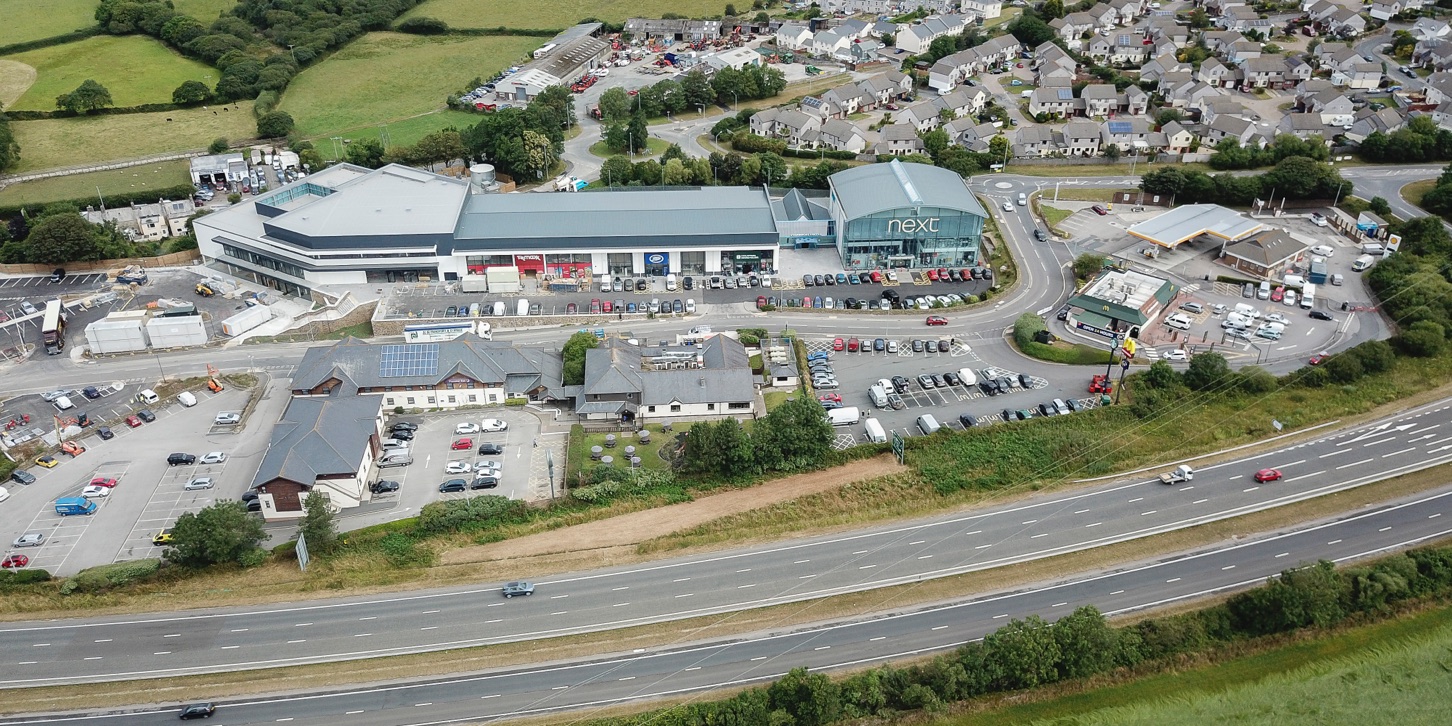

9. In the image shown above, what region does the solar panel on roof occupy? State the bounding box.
[1057,89,1073,100]
[1108,121,1133,134]
[379,343,440,378]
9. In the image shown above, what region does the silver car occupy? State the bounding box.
[184,477,215,491]
[12,532,45,547]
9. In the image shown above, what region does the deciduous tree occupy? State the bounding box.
[56,80,114,114]
[165,500,267,568]
[298,493,338,557]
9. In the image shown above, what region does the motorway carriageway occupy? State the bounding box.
[7,485,1452,724]
[4,398,1452,687]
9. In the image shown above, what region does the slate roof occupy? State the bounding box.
[291,335,552,394]
[577,336,755,410]
[250,395,381,489]
[1224,228,1309,265]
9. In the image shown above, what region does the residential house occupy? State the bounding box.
[936,86,988,118]
[1225,40,1263,65]
[1369,1,1402,21]
[876,123,927,155]
[1147,19,1190,47]
[1014,125,1058,157]
[1051,12,1097,47]
[1140,52,1187,82]
[1100,118,1153,152]
[1108,0,1145,26]
[1202,114,1258,146]
[1414,38,1452,72]
[1087,3,1120,28]
[1029,87,1078,118]
[818,119,872,153]
[1345,105,1408,143]
[1308,89,1356,126]
[926,35,1022,92]
[894,14,968,55]
[1330,62,1384,90]
[775,23,813,50]
[1198,97,1250,126]
[1088,33,1150,65]
[1081,84,1121,117]
[836,18,872,39]
[961,0,1004,19]
[1241,56,1291,89]
[752,107,823,147]
[818,82,875,117]
[857,70,913,106]
[1424,73,1452,104]
[1285,58,1315,86]
[1061,120,1103,156]
[1325,8,1367,38]
[1124,85,1150,115]
[1411,17,1451,42]
[895,100,944,131]
[811,29,854,58]
[249,395,385,521]
[81,198,197,242]
[946,118,1002,152]
[1198,57,1233,88]
[1161,121,1196,153]
[1219,6,1261,32]
[1278,113,1334,140]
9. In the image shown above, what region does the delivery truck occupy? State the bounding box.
[55,496,97,516]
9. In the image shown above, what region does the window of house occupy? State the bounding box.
[708,403,716,410]
[647,405,656,413]
[447,395,456,403]
[468,395,477,402]
[427,397,436,404]
[729,402,750,410]
[406,397,415,405]
[670,404,682,413]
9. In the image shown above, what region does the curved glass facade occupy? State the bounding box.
[837,206,986,270]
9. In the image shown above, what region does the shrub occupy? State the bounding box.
[0,568,52,586]
[380,532,434,567]
[416,495,529,535]
[504,397,528,406]
[398,17,449,34]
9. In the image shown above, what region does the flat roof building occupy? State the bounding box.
[1066,268,1177,338]
[1127,204,1265,249]
[828,159,989,270]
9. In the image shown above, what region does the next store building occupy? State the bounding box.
[191,160,988,298]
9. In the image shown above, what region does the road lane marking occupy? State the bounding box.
[1110,590,1124,595]
[84,656,102,660]
[1337,458,1373,470]
[859,564,876,569]
[287,639,305,643]
[1022,519,1038,524]
[94,639,111,643]
[1276,552,1289,557]
[1052,602,1067,607]
[1085,522,1102,527]
[870,636,886,641]
[613,603,629,607]
[1166,578,1181,583]
[1192,498,1209,504]
[1031,533,1049,538]
[1072,509,1089,514]
[794,559,810,564]
[420,626,437,631]
[1243,486,1259,492]
[738,583,756,588]
[1286,471,1324,482]
[993,614,1009,619]
[359,616,376,621]
[1222,565,1236,570]
[975,544,992,548]
[611,586,629,591]
[918,555,933,559]
[1379,527,1392,532]
[1382,447,1416,458]
[619,676,635,681]
[1140,511,1157,516]
[1319,449,1350,458]
[672,578,690,583]
[1328,539,1342,545]
[1362,437,1396,447]
[354,633,371,637]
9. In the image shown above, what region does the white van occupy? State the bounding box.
[516,299,530,316]
[917,414,941,435]
[1362,243,1385,256]
[1352,255,1376,272]
[864,418,887,444]
[1233,303,1261,320]
[1300,282,1315,309]
[1164,312,1192,331]
[868,384,889,408]
[827,406,861,426]
[666,274,678,291]
[956,368,978,387]
[177,391,197,407]
[492,301,506,316]
[137,389,159,405]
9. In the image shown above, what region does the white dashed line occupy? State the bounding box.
[1192,498,1209,504]
[1085,522,1102,527]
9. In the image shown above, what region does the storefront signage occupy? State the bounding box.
[732,252,762,261]
[516,255,543,262]
[646,253,668,265]
[887,218,940,234]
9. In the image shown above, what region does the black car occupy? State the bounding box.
[10,469,36,485]
[911,339,925,352]
[137,409,156,422]
[859,272,873,285]
[672,299,683,313]
[930,373,946,387]
[814,275,826,286]
[1309,310,1334,321]
[803,274,815,287]
[937,340,950,353]
[881,289,900,302]
[471,476,499,489]
[980,380,999,396]
[1038,402,1056,417]
[98,426,114,441]
[390,429,415,441]
[1033,228,1048,241]
[970,268,982,280]
[947,269,960,282]
[943,372,959,386]
[178,703,216,720]
[891,375,911,393]
[748,276,760,287]
[1001,408,1016,421]
[959,413,978,427]
[983,268,994,280]
[439,479,468,493]
[246,499,262,512]
[824,274,837,286]
[683,276,694,290]
[635,279,647,292]
[1066,398,1082,413]
[167,453,196,466]
[390,422,419,432]
[372,479,401,494]
[1056,305,1070,321]
[478,442,505,455]
[1018,372,1033,388]
[998,376,1015,392]
[241,490,259,502]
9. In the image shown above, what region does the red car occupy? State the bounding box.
[870,270,883,283]
[1309,351,1329,365]
[1253,468,1283,483]
[1271,286,1285,302]
[937,267,949,280]
[451,438,473,451]
[125,415,143,428]
[1,554,28,568]
[89,476,118,488]
[847,337,860,352]
[926,315,948,326]
[832,337,846,351]
[926,268,939,281]
[818,393,842,404]
[757,295,768,310]
[1091,205,1109,216]
[590,299,602,314]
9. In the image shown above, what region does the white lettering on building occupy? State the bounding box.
[887,218,940,234]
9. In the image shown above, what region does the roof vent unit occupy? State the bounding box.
[469,164,500,195]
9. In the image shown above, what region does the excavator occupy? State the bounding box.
[207,363,225,393]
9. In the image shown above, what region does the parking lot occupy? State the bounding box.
[801,337,1098,448]
[2,384,278,576]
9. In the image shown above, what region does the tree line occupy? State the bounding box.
[684,395,835,478]
[565,544,1452,726]
[1139,156,1352,206]
[0,202,195,264]
[0,103,17,172]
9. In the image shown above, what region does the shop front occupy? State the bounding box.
[546,253,593,279]
[514,254,545,275]
[723,250,773,274]
[838,211,985,271]
[465,254,514,275]
[644,252,670,276]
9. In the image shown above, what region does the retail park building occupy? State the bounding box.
[192,160,989,298]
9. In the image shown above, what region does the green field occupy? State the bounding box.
[400,0,728,30]
[3,35,215,111]
[171,0,238,21]
[0,160,191,207]
[9,105,255,173]
[319,109,484,160]
[0,0,97,48]
[955,606,1452,726]
[279,32,538,140]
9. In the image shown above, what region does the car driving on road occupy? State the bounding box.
[502,581,535,597]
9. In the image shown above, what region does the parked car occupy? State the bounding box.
[1091,205,1108,216]
[214,412,241,425]
[438,479,468,493]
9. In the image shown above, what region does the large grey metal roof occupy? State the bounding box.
[829,159,986,220]
[291,335,551,394]
[1128,204,1264,248]
[267,165,468,239]
[250,396,381,489]
[455,187,779,248]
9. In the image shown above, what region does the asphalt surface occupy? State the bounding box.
[8,484,1452,725]
[5,395,1452,687]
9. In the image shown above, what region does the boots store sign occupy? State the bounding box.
[887,217,940,235]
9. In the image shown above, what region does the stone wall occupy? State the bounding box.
[0,250,200,275]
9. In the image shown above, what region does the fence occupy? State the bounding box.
[0,250,200,276]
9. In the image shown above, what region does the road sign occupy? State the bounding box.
[296,533,310,572]
[891,433,905,465]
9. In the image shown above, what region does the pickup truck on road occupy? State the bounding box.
[1159,465,1194,485]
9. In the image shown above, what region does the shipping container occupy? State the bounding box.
[85,312,150,354]
[146,313,208,348]
[220,304,272,337]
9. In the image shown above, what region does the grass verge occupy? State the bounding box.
[243,321,374,345]
[0,160,191,206]
[937,596,1452,726]
[1006,161,1215,177]
[8,105,255,173]
[3,35,215,111]
[588,137,670,159]
[1018,338,1114,365]
[6,460,1449,714]
[1401,178,1439,220]
[0,0,98,48]
[280,32,540,141]
[1039,187,1127,203]
[1039,204,1071,233]
[565,424,674,486]
[171,0,237,21]
[399,0,726,30]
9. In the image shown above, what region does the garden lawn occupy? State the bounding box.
[171,0,237,21]
[280,32,539,141]
[400,0,725,30]
[9,106,256,173]
[3,35,215,111]
[565,424,678,486]
[0,0,97,48]
[0,160,190,206]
